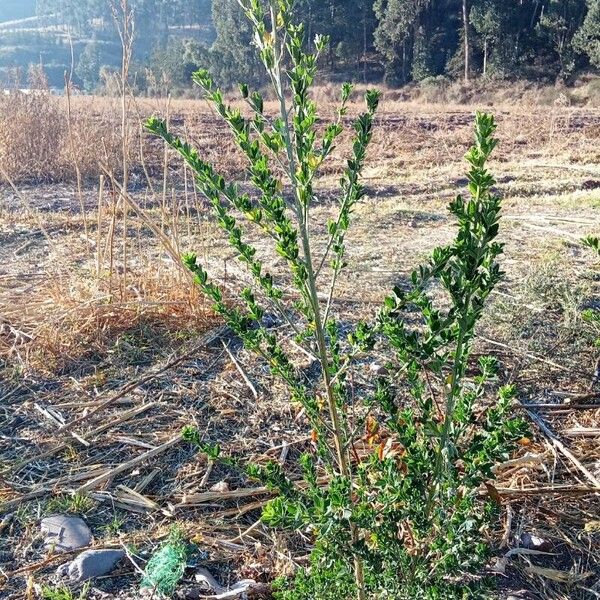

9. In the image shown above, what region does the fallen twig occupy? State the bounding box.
[496,484,599,497]
[76,433,184,493]
[6,402,157,474]
[562,427,600,438]
[523,403,600,411]
[222,341,258,399]
[525,409,600,489]
[58,328,225,434]
[179,485,273,507]
[33,402,90,448]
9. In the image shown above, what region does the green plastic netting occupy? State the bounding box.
[140,531,190,597]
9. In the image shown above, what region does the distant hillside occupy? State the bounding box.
[0,1,36,23]
[0,1,214,91]
[0,9,74,89]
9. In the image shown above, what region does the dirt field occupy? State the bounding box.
[1,97,599,599]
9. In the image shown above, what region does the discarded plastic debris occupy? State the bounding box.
[141,529,191,597]
[195,566,257,599]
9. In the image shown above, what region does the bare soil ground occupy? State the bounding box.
[1,98,599,599]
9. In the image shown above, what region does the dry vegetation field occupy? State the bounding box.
[1,89,599,599]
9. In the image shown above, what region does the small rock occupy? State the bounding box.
[519,532,552,552]
[210,481,230,493]
[57,549,124,581]
[369,363,388,376]
[41,515,92,553]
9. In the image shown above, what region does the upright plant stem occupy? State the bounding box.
[119,0,130,202]
[64,68,88,256]
[269,7,366,599]
[428,173,486,513]
[112,0,133,300]
[427,313,469,517]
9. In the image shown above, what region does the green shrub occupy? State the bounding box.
[147,1,527,598]
[41,583,89,600]
[582,235,600,349]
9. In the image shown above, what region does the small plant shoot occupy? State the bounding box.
[146,1,527,598]
[582,236,600,356]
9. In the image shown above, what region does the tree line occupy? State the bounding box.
[35,0,600,90]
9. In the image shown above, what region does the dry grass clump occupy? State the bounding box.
[0,69,152,185]
[0,68,64,183]
[1,196,220,374]
[0,255,213,376]
[62,97,125,183]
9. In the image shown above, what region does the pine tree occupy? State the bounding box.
[537,0,587,79]
[373,0,425,84]
[574,0,600,68]
[209,0,265,88]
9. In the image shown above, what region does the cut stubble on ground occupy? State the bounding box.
[0,96,599,599]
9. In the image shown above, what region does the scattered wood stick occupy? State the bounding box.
[214,499,271,519]
[225,519,264,543]
[525,409,600,489]
[492,452,545,473]
[199,459,214,489]
[6,402,157,474]
[55,466,112,488]
[134,468,162,493]
[34,403,90,448]
[115,484,160,511]
[6,466,112,500]
[478,336,585,375]
[76,433,184,493]
[279,441,290,464]
[222,341,258,399]
[562,427,600,438]
[58,330,222,434]
[113,436,157,450]
[496,484,598,497]
[120,542,146,577]
[178,476,330,507]
[179,485,272,507]
[523,403,600,411]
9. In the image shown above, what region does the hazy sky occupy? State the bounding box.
[0,0,37,23]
